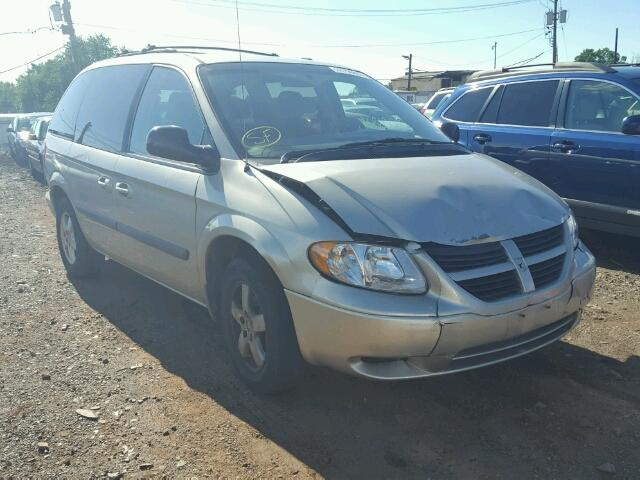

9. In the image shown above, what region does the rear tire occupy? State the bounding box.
[220,256,305,393]
[55,197,104,277]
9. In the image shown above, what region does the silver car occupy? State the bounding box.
[44,47,596,392]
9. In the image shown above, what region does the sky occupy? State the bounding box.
[1,0,639,84]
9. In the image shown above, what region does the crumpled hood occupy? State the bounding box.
[261,154,569,245]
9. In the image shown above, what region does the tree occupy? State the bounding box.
[0,82,18,113]
[574,47,627,64]
[12,34,123,112]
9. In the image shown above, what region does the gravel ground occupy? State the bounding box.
[0,152,639,479]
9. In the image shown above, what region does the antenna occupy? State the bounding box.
[235,0,248,163]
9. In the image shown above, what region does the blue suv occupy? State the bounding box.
[432,63,640,237]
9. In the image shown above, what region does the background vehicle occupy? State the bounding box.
[7,113,51,164]
[0,114,16,147]
[25,115,51,180]
[44,47,594,393]
[432,63,640,237]
[421,87,454,119]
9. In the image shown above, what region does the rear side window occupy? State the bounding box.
[75,65,149,152]
[497,80,559,127]
[479,86,502,123]
[444,87,491,122]
[49,72,93,139]
[129,67,206,156]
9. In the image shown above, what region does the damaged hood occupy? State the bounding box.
[261,154,569,245]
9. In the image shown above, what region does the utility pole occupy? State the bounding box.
[614,27,619,63]
[402,54,413,90]
[552,0,558,64]
[492,42,498,69]
[60,0,78,65]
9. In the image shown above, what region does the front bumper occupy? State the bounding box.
[287,243,595,380]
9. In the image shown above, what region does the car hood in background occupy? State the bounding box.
[261,154,569,245]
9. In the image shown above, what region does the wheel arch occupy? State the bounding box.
[199,214,293,317]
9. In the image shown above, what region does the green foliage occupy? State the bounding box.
[574,47,627,64]
[3,34,122,113]
[0,82,18,112]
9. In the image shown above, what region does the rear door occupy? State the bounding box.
[440,85,493,146]
[463,80,560,181]
[550,78,640,230]
[111,66,206,300]
[65,64,150,256]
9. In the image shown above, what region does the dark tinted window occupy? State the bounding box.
[566,80,640,132]
[426,91,447,109]
[129,67,205,155]
[479,86,502,123]
[444,87,491,122]
[49,72,93,139]
[497,80,559,127]
[75,65,148,152]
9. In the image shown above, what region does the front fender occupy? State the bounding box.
[197,213,295,290]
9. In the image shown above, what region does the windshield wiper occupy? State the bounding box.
[280,138,452,163]
[337,137,451,148]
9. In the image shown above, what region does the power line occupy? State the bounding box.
[310,28,541,48]
[172,0,538,16]
[74,21,283,46]
[0,46,66,75]
[203,0,537,13]
[504,50,547,67]
[0,26,54,37]
[75,20,540,50]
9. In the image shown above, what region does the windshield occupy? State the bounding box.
[199,62,451,160]
[16,117,34,131]
[426,92,449,110]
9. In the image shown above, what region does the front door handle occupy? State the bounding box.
[97,176,111,189]
[552,140,580,154]
[114,182,130,197]
[473,133,492,145]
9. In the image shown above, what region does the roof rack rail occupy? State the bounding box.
[468,62,615,81]
[118,44,279,58]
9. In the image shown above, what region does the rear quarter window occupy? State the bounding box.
[443,87,492,122]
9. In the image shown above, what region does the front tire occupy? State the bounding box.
[55,197,104,277]
[220,256,304,393]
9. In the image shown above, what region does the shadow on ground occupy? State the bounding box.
[70,243,640,479]
[581,228,640,274]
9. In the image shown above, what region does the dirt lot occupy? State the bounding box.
[0,152,639,479]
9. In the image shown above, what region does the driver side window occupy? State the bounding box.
[129,67,206,156]
[565,80,640,133]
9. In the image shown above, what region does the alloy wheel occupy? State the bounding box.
[230,282,267,371]
[60,211,77,265]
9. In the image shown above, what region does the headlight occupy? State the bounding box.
[308,242,427,294]
[567,214,579,249]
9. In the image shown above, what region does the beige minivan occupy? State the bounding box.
[45,46,595,392]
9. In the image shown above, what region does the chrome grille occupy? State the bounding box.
[514,225,564,257]
[529,254,565,288]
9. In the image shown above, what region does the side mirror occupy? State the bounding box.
[440,121,460,143]
[28,133,38,140]
[146,125,220,173]
[621,115,640,135]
